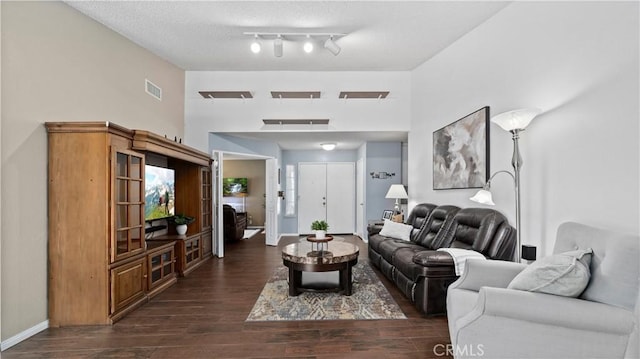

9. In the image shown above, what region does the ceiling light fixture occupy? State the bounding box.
[324,36,341,56]
[250,34,261,54]
[244,32,345,57]
[274,35,283,57]
[303,35,314,53]
[321,143,336,151]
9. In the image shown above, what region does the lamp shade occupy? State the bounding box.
[385,184,408,199]
[469,189,495,205]
[491,108,541,131]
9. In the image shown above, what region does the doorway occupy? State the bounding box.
[212,151,278,258]
[297,162,355,235]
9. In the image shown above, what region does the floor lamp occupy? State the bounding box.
[470,108,540,263]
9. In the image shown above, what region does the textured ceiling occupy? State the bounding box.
[64,1,509,151]
[65,1,510,71]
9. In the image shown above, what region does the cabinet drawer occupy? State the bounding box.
[110,257,146,314]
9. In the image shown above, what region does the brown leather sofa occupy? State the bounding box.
[368,203,517,316]
[223,204,246,241]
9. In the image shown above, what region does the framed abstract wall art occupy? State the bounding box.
[433,106,490,190]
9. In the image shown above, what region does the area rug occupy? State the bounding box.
[242,229,262,239]
[246,262,406,321]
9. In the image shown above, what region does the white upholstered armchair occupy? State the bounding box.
[447,222,639,359]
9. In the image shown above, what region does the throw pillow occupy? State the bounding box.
[507,248,593,297]
[379,219,413,241]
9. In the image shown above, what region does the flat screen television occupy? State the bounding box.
[223,177,248,197]
[145,165,175,221]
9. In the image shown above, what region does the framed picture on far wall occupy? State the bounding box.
[382,210,394,220]
[433,106,490,190]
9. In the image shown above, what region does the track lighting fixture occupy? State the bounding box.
[244,32,345,57]
[303,35,314,53]
[250,34,261,54]
[274,35,283,57]
[324,36,341,56]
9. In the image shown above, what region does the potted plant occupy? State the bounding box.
[171,214,195,235]
[311,220,329,239]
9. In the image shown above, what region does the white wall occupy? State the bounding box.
[1,1,184,343]
[184,71,411,152]
[410,1,639,256]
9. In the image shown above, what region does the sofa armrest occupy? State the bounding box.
[412,250,454,267]
[449,259,527,292]
[457,287,634,335]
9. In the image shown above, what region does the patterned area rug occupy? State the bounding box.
[246,262,406,321]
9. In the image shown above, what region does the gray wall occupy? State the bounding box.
[365,142,403,222]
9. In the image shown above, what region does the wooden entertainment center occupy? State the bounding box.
[46,122,213,326]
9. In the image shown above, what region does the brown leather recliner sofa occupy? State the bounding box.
[368,203,517,316]
[223,204,246,241]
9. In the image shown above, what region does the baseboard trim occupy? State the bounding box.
[1,320,49,351]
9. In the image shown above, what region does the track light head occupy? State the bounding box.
[244,32,345,56]
[303,35,314,53]
[274,35,283,57]
[250,34,261,54]
[324,36,341,56]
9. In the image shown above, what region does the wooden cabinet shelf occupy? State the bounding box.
[46,122,213,326]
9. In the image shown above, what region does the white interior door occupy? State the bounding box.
[326,163,355,234]
[213,151,224,258]
[356,158,365,238]
[265,158,278,246]
[297,163,327,234]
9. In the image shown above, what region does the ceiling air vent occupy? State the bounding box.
[145,79,162,101]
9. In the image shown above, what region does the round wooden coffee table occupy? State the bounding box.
[281,240,359,296]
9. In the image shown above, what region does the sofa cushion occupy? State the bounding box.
[416,205,459,249]
[378,240,425,263]
[379,219,413,241]
[554,222,640,311]
[449,208,515,260]
[507,248,593,297]
[368,233,390,252]
[406,203,437,242]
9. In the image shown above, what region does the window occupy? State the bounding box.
[285,165,296,217]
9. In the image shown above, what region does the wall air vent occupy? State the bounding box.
[339,91,389,99]
[199,91,253,99]
[145,79,162,101]
[262,119,330,125]
[271,91,321,99]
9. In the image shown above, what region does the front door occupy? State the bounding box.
[297,163,327,234]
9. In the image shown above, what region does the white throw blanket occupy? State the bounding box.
[436,248,486,276]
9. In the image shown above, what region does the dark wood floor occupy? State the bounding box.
[3,234,452,358]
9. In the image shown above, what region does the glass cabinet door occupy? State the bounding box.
[112,149,145,262]
[200,166,212,231]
